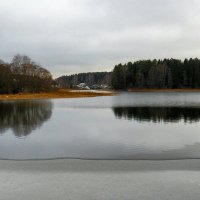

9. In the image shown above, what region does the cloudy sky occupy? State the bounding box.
[0,0,200,77]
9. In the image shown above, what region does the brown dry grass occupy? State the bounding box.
[0,89,113,100]
[1,88,199,100]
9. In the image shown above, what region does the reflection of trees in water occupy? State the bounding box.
[112,107,200,123]
[0,101,53,137]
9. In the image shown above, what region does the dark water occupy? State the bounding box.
[1,92,200,160]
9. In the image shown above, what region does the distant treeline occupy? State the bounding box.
[56,72,111,88]
[111,58,200,89]
[2,56,200,93]
[0,54,52,94]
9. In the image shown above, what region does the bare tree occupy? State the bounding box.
[0,59,5,64]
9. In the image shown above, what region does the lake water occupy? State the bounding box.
[1,92,200,160]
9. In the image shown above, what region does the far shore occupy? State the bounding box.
[128,88,200,92]
[1,88,200,101]
[0,89,114,101]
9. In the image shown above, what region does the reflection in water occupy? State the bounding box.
[1,93,200,160]
[0,101,53,137]
[112,107,200,123]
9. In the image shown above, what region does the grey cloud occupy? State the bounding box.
[0,0,200,77]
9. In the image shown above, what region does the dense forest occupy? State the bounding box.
[2,56,200,93]
[56,72,111,88]
[0,54,52,94]
[111,58,200,89]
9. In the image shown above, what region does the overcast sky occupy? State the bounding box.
[1,0,200,77]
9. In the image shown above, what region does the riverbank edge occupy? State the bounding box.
[0,158,200,172]
[0,89,115,100]
[1,88,200,100]
[128,88,200,92]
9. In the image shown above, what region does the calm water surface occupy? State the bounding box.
[1,92,200,160]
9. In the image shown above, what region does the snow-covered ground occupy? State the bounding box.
[0,159,200,200]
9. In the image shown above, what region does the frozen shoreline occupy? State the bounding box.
[1,159,200,200]
[1,158,200,172]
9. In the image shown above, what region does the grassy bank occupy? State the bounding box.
[0,89,113,100]
[1,88,199,100]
